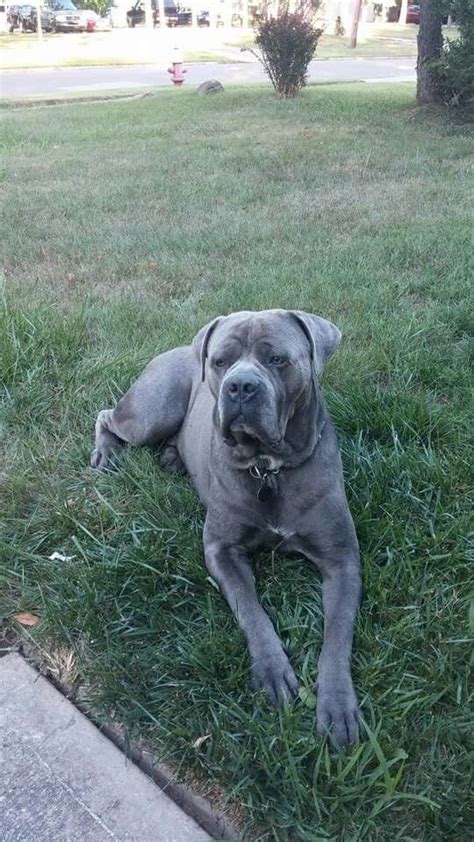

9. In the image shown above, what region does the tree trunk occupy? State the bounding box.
[416,0,443,104]
[399,0,408,25]
[36,0,43,39]
[349,0,363,48]
[157,0,165,28]
[144,0,153,28]
[222,0,232,27]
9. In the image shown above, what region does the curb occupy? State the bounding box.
[2,638,240,841]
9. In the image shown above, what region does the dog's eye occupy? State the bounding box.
[214,358,226,368]
[269,355,285,366]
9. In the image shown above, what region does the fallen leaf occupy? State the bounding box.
[13,613,40,627]
[192,734,211,750]
[65,273,75,283]
[48,552,75,562]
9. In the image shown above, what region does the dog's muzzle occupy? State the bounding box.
[218,366,282,448]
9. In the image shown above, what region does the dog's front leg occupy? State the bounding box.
[204,521,298,705]
[299,499,362,746]
[316,557,361,746]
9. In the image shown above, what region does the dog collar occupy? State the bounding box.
[249,421,326,503]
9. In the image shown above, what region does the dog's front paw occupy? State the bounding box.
[251,649,299,706]
[90,446,116,472]
[159,443,186,475]
[316,673,360,747]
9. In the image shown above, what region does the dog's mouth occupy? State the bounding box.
[222,414,284,451]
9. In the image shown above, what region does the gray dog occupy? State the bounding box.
[91,309,361,746]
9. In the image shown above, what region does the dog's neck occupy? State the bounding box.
[219,383,327,472]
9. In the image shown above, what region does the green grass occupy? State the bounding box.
[1,84,472,840]
[0,24,462,69]
[0,90,156,108]
[0,32,231,68]
[183,50,239,63]
[0,31,232,69]
[231,23,459,59]
[235,29,418,59]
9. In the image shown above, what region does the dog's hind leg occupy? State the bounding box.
[91,345,194,472]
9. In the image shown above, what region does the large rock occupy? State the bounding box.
[197,80,225,95]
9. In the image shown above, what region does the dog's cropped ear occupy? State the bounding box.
[192,317,222,382]
[289,311,342,376]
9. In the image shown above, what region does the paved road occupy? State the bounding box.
[1,57,415,98]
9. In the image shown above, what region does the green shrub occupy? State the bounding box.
[431,0,474,106]
[249,8,322,99]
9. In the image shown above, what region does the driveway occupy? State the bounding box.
[1,57,415,98]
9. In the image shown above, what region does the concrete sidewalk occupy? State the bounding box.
[0,653,211,842]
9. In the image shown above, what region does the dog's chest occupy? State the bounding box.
[263,521,297,549]
[245,488,302,550]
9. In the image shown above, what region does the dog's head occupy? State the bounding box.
[193,309,341,452]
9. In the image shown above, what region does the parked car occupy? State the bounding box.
[7,3,54,31]
[93,11,113,29]
[79,7,99,30]
[48,0,84,31]
[405,4,420,24]
[126,1,179,27]
[386,3,420,24]
[176,7,210,26]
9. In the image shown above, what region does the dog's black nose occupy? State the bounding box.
[227,375,259,401]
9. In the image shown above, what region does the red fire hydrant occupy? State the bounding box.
[168,47,186,86]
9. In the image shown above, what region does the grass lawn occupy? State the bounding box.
[1,84,472,840]
[0,24,460,69]
[0,30,233,68]
[231,22,460,58]
[233,22,417,58]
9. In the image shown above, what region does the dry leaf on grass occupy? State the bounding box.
[13,613,40,626]
[192,734,211,750]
